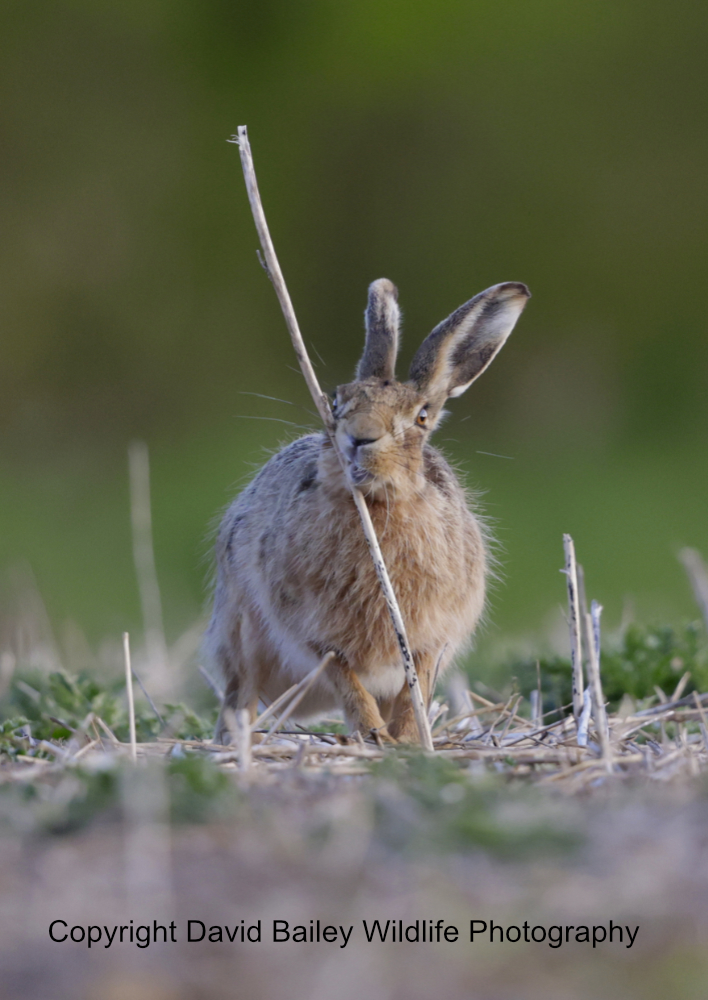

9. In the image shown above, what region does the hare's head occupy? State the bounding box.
[330,279,530,498]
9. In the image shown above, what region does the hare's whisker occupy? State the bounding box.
[380,480,392,539]
[232,415,317,432]
[309,341,327,367]
[237,391,297,406]
[237,391,320,421]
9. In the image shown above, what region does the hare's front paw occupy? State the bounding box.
[387,716,424,746]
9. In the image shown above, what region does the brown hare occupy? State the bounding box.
[205,279,530,745]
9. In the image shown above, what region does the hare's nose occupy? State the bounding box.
[348,434,378,449]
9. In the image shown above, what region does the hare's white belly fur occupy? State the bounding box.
[206,433,486,717]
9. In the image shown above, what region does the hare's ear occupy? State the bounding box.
[409,282,530,402]
[356,278,401,381]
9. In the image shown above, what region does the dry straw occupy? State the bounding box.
[128,441,171,698]
[562,534,585,723]
[228,125,433,751]
[7,680,708,790]
[123,631,137,764]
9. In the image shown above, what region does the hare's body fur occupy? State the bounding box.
[206,432,485,721]
[205,278,529,743]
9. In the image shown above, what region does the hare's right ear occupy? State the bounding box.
[409,282,530,405]
[356,278,401,381]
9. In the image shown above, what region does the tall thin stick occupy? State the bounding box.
[128,441,170,697]
[231,125,433,751]
[251,656,331,732]
[586,602,612,769]
[679,548,708,632]
[577,562,592,681]
[131,666,164,727]
[563,534,585,724]
[262,652,335,742]
[235,709,251,772]
[576,686,592,747]
[123,632,137,763]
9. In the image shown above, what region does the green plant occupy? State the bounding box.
[500,621,708,716]
[0,669,216,750]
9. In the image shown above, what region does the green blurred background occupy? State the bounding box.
[1,0,707,665]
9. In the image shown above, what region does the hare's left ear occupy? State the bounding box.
[409,282,530,403]
[356,278,401,381]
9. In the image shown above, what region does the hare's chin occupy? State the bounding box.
[347,464,374,487]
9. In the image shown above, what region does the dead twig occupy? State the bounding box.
[562,534,585,724]
[123,632,137,764]
[576,686,592,748]
[128,441,170,697]
[231,125,433,752]
[252,656,332,734]
[679,547,708,631]
[586,601,612,770]
[262,652,335,743]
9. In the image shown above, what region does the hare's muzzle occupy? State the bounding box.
[348,434,378,450]
[340,432,380,487]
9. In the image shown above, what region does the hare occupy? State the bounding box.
[205,279,530,745]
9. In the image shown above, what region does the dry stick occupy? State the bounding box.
[468,690,527,727]
[232,124,433,751]
[577,563,593,700]
[71,739,100,762]
[591,599,603,682]
[486,694,516,744]
[679,548,708,631]
[562,535,585,723]
[235,709,251,771]
[534,659,543,727]
[131,666,165,727]
[37,740,68,760]
[0,651,17,701]
[692,691,708,753]
[432,701,509,737]
[585,603,612,769]
[95,716,120,746]
[123,632,138,764]
[428,644,448,712]
[262,652,335,743]
[576,686,592,748]
[670,670,691,703]
[90,718,105,749]
[634,690,708,717]
[251,665,321,732]
[498,695,523,744]
[128,441,170,697]
[529,690,541,730]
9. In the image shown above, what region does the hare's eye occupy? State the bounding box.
[416,407,428,427]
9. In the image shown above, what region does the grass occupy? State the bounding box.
[1,554,707,1000]
[1,615,706,846]
[488,620,708,718]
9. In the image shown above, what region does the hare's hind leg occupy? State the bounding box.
[213,673,261,747]
[327,658,396,743]
[387,650,438,745]
[212,613,261,746]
